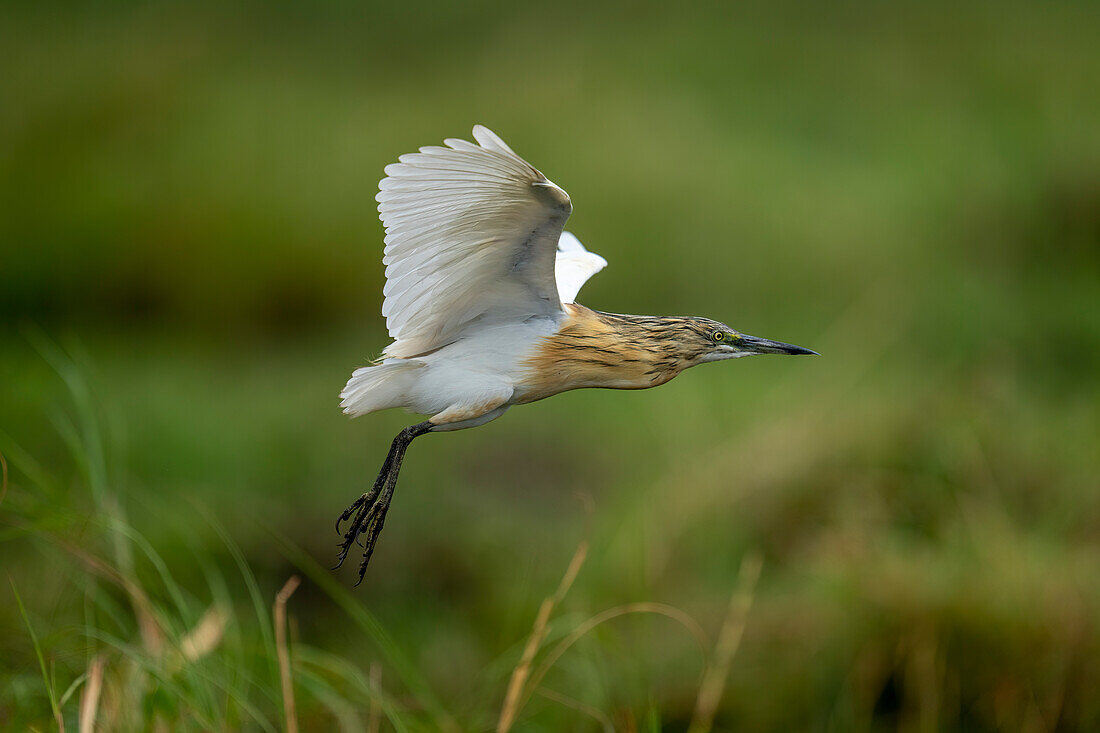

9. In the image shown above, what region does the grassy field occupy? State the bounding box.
[3,1,1100,729]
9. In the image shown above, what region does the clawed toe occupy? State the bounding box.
[335,493,369,534]
[332,421,432,584]
[331,474,393,577]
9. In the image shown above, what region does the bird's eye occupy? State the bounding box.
[713,331,725,342]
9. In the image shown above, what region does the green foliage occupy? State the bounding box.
[2,0,1100,729]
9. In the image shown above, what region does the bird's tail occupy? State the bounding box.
[339,359,425,417]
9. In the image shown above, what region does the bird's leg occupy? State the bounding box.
[333,421,433,583]
[334,420,433,538]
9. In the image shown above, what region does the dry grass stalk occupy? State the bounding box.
[535,687,614,732]
[497,539,588,733]
[179,605,229,663]
[274,575,302,733]
[60,541,164,657]
[688,552,763,733]
[519,601,710,717]
[78,655,105,733]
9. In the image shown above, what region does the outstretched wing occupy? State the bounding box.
[378,125,573,358]
[554,231,607,304]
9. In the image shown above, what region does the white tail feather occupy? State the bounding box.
[339,360,425,417]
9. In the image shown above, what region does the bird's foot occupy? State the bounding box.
[335,488,376,535]
[332,444,402,581]
[333,438,399,570]
[333,460,389,559]
[332,489,377,570]
[332,420,432,585]
[333,479,394,585]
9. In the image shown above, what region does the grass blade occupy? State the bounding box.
[688,552,763,733]
[11,579,64,731]
[274,575,302,733]
[497,539,588,733]
[273,531,457,731]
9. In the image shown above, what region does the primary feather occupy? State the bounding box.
[378,125,587,359]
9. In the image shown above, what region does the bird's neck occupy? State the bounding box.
[588,306,709,370]
[516,304,696,404]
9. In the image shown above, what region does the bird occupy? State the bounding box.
[334,125,816,584]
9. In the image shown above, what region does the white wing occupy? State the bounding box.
[378,125,572,358]
[555,231,607,304]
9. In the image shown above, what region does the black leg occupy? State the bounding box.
[333,421,433,585]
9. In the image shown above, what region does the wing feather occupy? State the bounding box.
[554,232,608,303]
[377,125,572,358]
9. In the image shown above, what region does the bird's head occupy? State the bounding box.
[678,317,818,364]
[584,308,817,376]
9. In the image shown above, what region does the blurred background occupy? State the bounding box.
[2,1,1099,729]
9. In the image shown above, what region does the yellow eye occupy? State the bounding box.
[713,331,724,342]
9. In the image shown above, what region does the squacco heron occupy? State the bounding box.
[335,125,816,583]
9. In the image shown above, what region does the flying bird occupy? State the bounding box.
[335,125,816,584]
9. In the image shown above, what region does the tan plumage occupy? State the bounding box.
[517,304,724,404]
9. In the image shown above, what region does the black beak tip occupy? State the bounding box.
[740,334,819,356]
[769,339,818,356]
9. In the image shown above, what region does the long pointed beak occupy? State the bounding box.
[738,333,819,356]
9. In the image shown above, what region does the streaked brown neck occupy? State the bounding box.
[517,303,705,404]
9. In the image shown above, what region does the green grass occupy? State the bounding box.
[11,580,62,729]
[1,339,763,730]
[3,0,1100,729]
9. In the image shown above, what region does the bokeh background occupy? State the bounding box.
[3,1,1100,730]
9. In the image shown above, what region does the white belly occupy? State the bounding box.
[403,316,562,418]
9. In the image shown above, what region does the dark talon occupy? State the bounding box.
[331,420,433,583]
[336,493,369,534]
